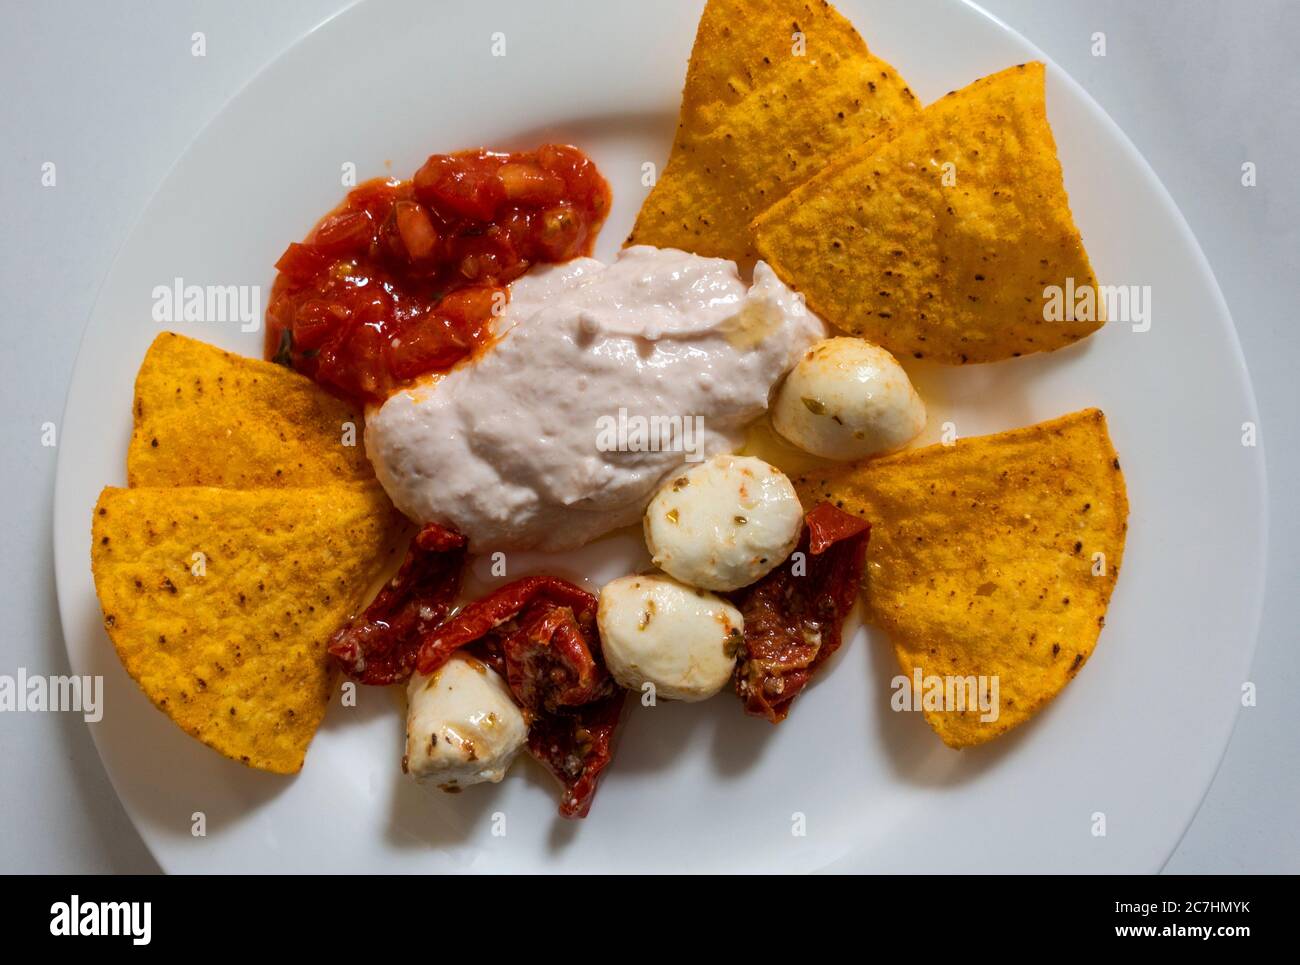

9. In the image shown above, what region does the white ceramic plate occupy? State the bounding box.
[54,0,1265,873]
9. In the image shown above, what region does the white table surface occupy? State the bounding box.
[2,0,1295,874]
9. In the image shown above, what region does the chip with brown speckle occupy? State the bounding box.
[127,332,373,488]
[626,0,919,267]
[753,62,1103,363]
[91,483,404,773]
[793,408,1128,747]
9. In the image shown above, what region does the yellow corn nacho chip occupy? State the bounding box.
[91,483,404,773]
[754,62,1102,363]
[626,0,920,266]
[795,408,1128,747]
[127,332,373,488]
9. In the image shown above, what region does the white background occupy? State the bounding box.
[1,0,1295,873]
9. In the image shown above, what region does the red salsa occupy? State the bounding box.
[265,145,610,404]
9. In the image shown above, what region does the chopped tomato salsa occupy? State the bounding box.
[265,145,610,404]
[805,501,871,554]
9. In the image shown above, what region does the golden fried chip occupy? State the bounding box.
[91,483,404,773]
[795,409,1128,747]
[626,0,920,266]
[754,62,1102,363]
[128,332,373,488]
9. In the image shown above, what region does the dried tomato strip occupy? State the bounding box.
[327,523,466,686]
[806,501,871,555]
[413,521,470,553]
[412,575,621,817]
[414,575,596,675]
[734,504,870,723]
[501,600,614,713]
[527,690,626,819]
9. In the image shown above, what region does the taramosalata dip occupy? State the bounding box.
[365,246,825,551]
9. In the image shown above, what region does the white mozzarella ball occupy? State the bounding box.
[403,653,527,791]
[644,454,803,592]
[771,337,926,459]
[597,573,743,702]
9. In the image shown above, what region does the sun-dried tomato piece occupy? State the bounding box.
[413,521,469,553]
[805,501,871,554]
[527,690,626,819]
[414,575,622,816]
[327,524,467,686]
[734,504,870,723]
[415,575,596,675]
[499,599,614,713]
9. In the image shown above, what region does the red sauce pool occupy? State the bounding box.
[265,145,610,404]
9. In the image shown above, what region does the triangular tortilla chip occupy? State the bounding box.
[92,483,404,773]
[754,62,1103,363]
[794,409,1128,747]
[128,332,373,488]
[626,0,919,266]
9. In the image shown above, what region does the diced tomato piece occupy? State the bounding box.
[455,235,522,283]
[315,322,390,403]
[413,152,507,222]
[535,143,584,179]
[394,200,438,261]
[534,203,585,261]
[290,299,343,352]
[312,209,374,254]
[386,312,471,381]
[495,208,536,254]
[498,162,565,204]
[274,242,330,282]
[537,144,608,215]
[411,154,450,199]
[348,178,404,210]
[438,285,504,327]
